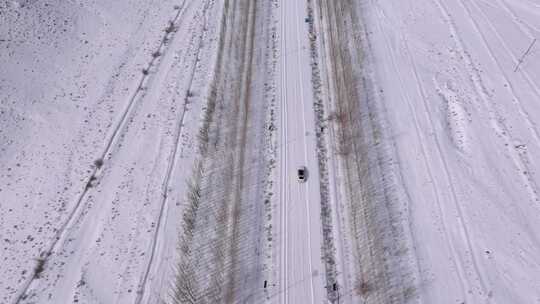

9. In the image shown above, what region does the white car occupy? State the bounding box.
[297,166,308,182]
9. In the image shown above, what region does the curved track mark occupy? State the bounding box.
[372,5,471,301]
[134,1,214,303]
[12,2,193,303]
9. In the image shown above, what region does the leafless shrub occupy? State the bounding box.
[325,112,336,121]
[142,68,149,75]
[197,89,217,155]
[86,175,97,189]
[335,132,352,156]
[308,0,421,302]
[152,51,161,58]
[403,285,417,301]
[171,160,204,304]
[77,278,86,288]
[326,109,348,124]
[33,258,46,278]
[182,175,201,240]
[326,110,345,122]
[356,280,372,297]
[165,21,177,34]
[93,158,104,169]
[171,262,198,304]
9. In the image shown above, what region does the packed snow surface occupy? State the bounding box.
[0,0,220,302]
[277,0,325,303]
[363,0,540,302]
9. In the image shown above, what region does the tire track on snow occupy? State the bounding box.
[372,4,471,302]
[13,2,193,302]
[134,1,214,302]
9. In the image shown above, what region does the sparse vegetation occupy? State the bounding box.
[310,0,421,302]
[33,258,46,278]
[165,21,177,34]
[403,285,417,301]
[93,158,104,169]
[86,175,97,189]
[170,1,259,301]
[306,2,343,301]
[357,280,372,296]
[77,278,86,288]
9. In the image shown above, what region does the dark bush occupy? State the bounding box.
[94,158,104,169]
[34,258,46,278]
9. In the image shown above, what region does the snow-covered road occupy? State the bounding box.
[277,0,324,303]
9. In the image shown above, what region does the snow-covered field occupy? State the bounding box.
[1,0,540,303]
[363,0,540,302]
[1,0,223,302]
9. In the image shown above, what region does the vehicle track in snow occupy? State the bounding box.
[493,0,540,91]
[426,0,540,299]
[347,0,540,301]
[467,0,540,205]
[404,28,491,303]
[465,0,540,146]
[498,0,540,33]
[434,0,540,215]
[373,2,486,302]
[12,1,196,302]
[133,1,214,302]
[293,0,317,301]
[278,0,325,302]
[464,0,540,207]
